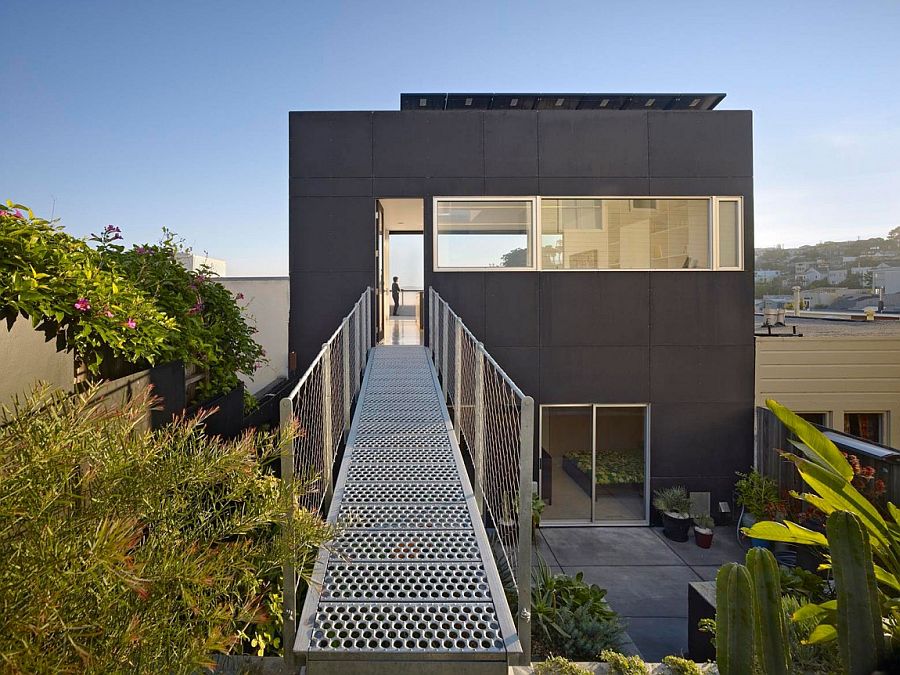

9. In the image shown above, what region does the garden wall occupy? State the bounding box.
[0,318,73,409]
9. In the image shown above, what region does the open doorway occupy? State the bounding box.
[376,199,424,345]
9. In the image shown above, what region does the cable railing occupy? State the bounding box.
[428,287,535,663]
[279,287,372,660]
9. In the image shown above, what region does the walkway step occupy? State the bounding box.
[295,346,520,674]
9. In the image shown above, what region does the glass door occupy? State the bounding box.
[593,405,648,523]
[540,404,649,525]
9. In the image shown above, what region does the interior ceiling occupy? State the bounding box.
[380,198,424,232]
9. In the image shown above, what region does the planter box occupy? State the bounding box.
[186,384,245,440]
[210,654,288,674]
[562,456,593,497]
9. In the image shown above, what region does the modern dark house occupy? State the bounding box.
[289,92,754,525]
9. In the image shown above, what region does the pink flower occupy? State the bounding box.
[124,318,137,329]
[134,245,149,254]
[104,309,114,318]
[104,224,121,234]
[236,292,244,300]
[12,209,23,219]
[188,300,204,315]
[74,297,91,312]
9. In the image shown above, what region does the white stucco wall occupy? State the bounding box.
[0,318,74,410]
[218,277,289,394]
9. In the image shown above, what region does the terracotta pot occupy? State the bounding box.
[694,528,714,549]
[661,512,691,542]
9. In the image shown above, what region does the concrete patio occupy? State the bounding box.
[534,526,745,661]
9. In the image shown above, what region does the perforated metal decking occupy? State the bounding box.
[295,346,521,675]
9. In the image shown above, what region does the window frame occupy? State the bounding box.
[433,195,744,272]
[432,196,538,272]
[538,402,650,527]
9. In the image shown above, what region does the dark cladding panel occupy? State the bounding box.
[373,111,483,177]
[430,272,486,338]
[540,346,650,403]
[488,346,540,398]
[289,112,373,178]
[289,197,375,273]
[539,273,650,347]
[650,402,753,478]
[650,345,754,404]
[290,270,372,367]
[538,111,649,177]
[648,111,753,177]
[484,273,540,347]
[650,272,754,346]
[484,111,539,177]
[538,177,650,196]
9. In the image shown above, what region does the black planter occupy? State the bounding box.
[662,512,691,542]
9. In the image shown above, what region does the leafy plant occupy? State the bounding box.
[600,650,649,675]
[745,399,900,656]
[530,559,624,659]
[661,655,702,674]
[0,203,176,372]
[0,385,333,673]
[781,595,841,674]
[567,448,644,485]
[534,655,591,675]
[735,469,784,520]
[653,485,692,516]
[693,514,715,531]
[779,565,830,603]
[532,491,545,531]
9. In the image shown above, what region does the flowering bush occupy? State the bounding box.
[0,202,175,371]
[1,201,264,399]
[93,226,264,400]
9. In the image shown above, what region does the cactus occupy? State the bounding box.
[715,562,754,675]
[745,547,790,675]
[827,510,885,675]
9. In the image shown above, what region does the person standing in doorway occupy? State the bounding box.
[391,276,400,316]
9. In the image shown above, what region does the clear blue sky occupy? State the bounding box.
[2,1,899,275]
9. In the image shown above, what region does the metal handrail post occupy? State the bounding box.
[473,343,486,514]
[341,317,350,429]
[428,288,434,360]
[354,303,361,382]
[453,320,462,440]
[441,303,449,398]
[516,395,535,666]
[279,397,296,667]
[321,343,334,505]
[364,288,371,354]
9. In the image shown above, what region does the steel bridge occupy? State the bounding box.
[280,288,533,674]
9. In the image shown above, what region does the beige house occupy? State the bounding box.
[755,318,900,448]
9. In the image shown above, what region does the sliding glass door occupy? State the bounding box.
[539,404,649,525]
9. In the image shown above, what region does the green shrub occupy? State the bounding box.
[531,560,624,660]
[0,385,332,673]
[1,202,264,400]
[734,469,783,520]
[652,485,692,516]
[601,650,649,675]
[0,203,175,371]
[534,655,591,675]
[661,654,702,674]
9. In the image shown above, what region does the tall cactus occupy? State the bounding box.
[827,510,885,675]
[745,547,790,675]
[715,562,754,675]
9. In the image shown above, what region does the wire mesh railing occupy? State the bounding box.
[280,287,372,660]
[428,287,535,663]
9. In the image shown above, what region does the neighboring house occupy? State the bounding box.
[797,267,825,285]
[756,317,900,447]
[826,269,848,285]
[794,261,812,275]
[755,269,780,282]
[873,267,900,294]
[852,265,874,276]
[175,252,227,276]
[289,91,754,526]
[218,276,289,394]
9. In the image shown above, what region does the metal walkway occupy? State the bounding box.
[295,345,520,674]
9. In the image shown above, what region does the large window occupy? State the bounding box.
[434,198,534,269]
[434,196,743,271]
[539,404,649,524]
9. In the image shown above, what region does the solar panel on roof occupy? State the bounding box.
[400,92,725,111]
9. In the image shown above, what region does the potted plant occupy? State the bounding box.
[693,514,715,548]
[735,470,783,548]
[653,485,692,542]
